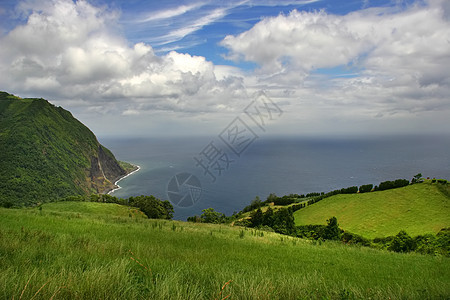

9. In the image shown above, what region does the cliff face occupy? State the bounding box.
[90,146,127,193]
[0,91,127,206]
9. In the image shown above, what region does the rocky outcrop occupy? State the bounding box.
[89,146,127,193]
[98,145,126,183]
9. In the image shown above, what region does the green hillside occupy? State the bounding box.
[0,202,449,299]
[0,92,128,206]
[294,182,450,238]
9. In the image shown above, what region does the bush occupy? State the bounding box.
[436,227,450,256]
[377,179,409,191]
[414,234,438,255]
[200,208,226,224]
[242,196,262,212]
[323,216,342,240]
[388,230,416,253]
[234,219,251,227]
[250,208,264,227]
[359,184,373,193]
[187,215,201,222]
[273,196,296,206]
[129,195,174,220]
[340,186,358,194]
[341,232,371,247]
[291,203,305,212]
[296,225,326,240]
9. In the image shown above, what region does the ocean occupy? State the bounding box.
[101,135,450,220]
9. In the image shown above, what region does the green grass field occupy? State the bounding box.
[294,182,450,238]
[1,202,449,299]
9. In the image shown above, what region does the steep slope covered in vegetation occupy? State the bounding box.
[293,182,450,238]
[0,91,126,206]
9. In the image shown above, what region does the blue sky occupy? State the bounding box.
[118,0,396,66]
[0,0,448,137]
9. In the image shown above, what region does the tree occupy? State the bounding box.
[359,184,373,193]
[251,207,264,227]
[200,208,225,223]
[266,193,278,204]
[272,208,296,235]
[129,195,174,219]
[411,173,423,184]
[242,196,262,213]
[263,206,274,227]
[388,230,416,253]
[323,216,341,240]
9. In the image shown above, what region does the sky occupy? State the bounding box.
[0,0,449,138]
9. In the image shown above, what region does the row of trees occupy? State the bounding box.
[374,179,409,191]
[296,217,450,256]
[248,207,296,235]
[58,194,174,220]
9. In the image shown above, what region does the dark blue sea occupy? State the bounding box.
[100,135,450,220]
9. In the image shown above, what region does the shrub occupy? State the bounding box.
[234,219,251,227]
[323,216,342,240]
[341,232,371,246]
[359,184,373,193]
[414,234,438,255]
[340,186,358,194]
[273,196,295,206]
[436,227,450,256]
[388,230,416,253]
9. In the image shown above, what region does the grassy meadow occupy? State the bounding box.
[294,182,450,238]
[1,202,449,299]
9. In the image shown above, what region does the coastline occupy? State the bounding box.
[107,164,141,195]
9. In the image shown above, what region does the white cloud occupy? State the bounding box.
[1,0,449,137]
[0,0,247,116]
[221,0,450,123]
[136,3,204,23]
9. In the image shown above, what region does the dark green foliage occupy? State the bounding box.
[129,196,174,219]
[291,203,305,212]
[271,208,296,235]
[272,195,296,205]
[414,234,439,255]
[436,228,450,256]
[376,179,409,191]
[265,193,278,204]
[187,215,202,222]
[388,230,416,253]
[371,229,450,256]
[341,232,371,246]
[296,224,327,240]
[340,186,358,194]
[263,207,274,226]
[359,184,373,193]
[241,196,262,212]
[0,91,126,206]
[57,194,173,220]
[250,207,264,227]
[306,192,321,197]
[199,208,226,224]
[323,217,342,240]
[411,173,424,184]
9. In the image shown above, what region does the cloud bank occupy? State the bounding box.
[222,0,450,118]
[0,0,247,116]
[0,0,449,136]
